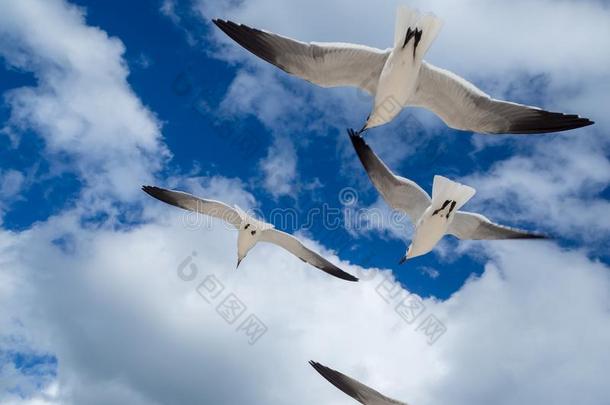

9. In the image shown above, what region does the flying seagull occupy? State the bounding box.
[348,130,548,262]
[310,361,407,405]
[142,186,358,282]
[213,6,593,135]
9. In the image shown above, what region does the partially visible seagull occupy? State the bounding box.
[348,130,548,262]
[142,186,358,282]
[213,6,593,135]
[310,361,407,405]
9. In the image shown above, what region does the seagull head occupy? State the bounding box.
[234,207,274,270]
[363,109,394,132]
[236,220,268,269]
[236,237,254,270]
[399,244,415,265]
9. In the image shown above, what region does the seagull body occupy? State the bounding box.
[310,361,407,405]
[407,175,476,259]
[214,6,592,134]
[348,131,547,262]
[367,8,442,130]
[142,186,358,282]
[233,205,274,268]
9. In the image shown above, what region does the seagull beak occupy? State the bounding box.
[399,244,414,264]
[359,122,368,134]
[236,258,242,269]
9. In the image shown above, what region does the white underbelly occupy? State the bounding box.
[409,210,450,258]
[368,56,421,128]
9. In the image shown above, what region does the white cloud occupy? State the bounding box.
[419,266,440,279]
[1,187,610,405]
[0,0,169,203]
[259,136,298,199]
[0,169,26,223]
[206,0,610,75]
[217,69,324,200]
[461,135,610,245]
[0,170,25,198]
[429,242,610,405]
[160,0,179,24]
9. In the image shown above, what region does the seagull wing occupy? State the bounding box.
[349,130,431,222]
[142,186,242,228]
[409,62,593,134]
[310,361,408,405]
[448,211,549,240]
[259,229,358,282]
[213,20,390,95]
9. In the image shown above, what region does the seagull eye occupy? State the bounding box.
[244,224,250,229]
[251,230,256,236]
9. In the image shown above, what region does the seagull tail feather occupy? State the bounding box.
[431,175,476,212]
[394,5,443,58]
[394,5,420,47]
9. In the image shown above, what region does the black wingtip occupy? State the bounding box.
[308,361,364,402]
[534,231,552,239]
[576,119,595,131]
[142,185,171,203]
[212,19,238,37]
[347,127,374,161]
[141,185,157,196]
[309,361,325,377]
[518,232,552,240]
[333,268,359,282]
[209,18,286,71]
[212,18,236,32]
[309,361,327,374]
[347,128,367,149]
[212,18,232,30]
[309,360,330,377]
[559,116,595,132]
[508,112,595,134]
[347,127,362,139]
[501,225,552,240]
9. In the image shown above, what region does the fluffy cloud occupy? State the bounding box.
[0,0,169,203]
[2,186,610,405]
[463,135,610,245]
[258,136,298,199]
[0,1,168,399]
[0,169,26,223]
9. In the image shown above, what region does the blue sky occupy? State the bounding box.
[0,1,609,404]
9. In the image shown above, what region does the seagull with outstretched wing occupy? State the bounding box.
[310,361,407,405]
[213,6,592,135]
[348,130,548,262]
[142,186,358,282]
